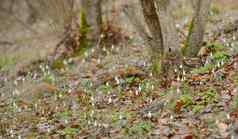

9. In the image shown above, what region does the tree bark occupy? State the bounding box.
[185,0,212,57]
[140,0,163,52]
[155,0,180,55]
[155,0,182,84]
[140,0,182,85]
[139,0,164,77]
[80,0,102,40]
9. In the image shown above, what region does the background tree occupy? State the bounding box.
[138,0,182,85]
[185,0,212,57]
[80,0,103,41]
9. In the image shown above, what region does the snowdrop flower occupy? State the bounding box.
[143,61,146,67]
[226,114,230,120]
[64,119,68,124]
[90,110,94,117]
[103,47,106,52]
[135,90,139,96]
[94,121,98,127]
[100,34,105,38]
[179,64,183,69]
[84,51,89,57]
[174,68,178,73]
[68,89,72,93]
[82,58,85,63]
[14,80,18,86]
[10,129,14,138]
[115,76,120,85]
[182,70,186,76]
[63,60,68,65]
[119,114,123,120]
[170,115,174,119]
[232,36,236,41]
[210,53,213,57]
[147,111,152,118]
[221,60,224,65]
[138,86,142,92]
[13,89,20,95]
[217,62,221,68]
[129,90,133,94]
[91,96,95,101]
[91,48,95,53]
[108,97,112,104]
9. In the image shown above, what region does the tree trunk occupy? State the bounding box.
[140,0,164,77]
[185,0,212,57]
[140,0,163,52]
[155,0,180,55]
[140,0,182,85]
[155,0,182,84]
[80,0,102,41]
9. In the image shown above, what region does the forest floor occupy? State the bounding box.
[1,1,238,139]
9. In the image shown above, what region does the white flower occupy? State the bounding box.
[115,76,120,85]
[119,114,123,120]
[135,90,139,96]
[232,36,236,41]
[147,111,152,118]
[108,97,112,104]
[138,86,142,92]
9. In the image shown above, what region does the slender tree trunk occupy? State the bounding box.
[185,0,212,57]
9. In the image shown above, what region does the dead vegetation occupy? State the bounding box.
[1,0,238,138]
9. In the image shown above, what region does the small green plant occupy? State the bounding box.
[179,94,193,108]
[63,127,79,135]
[126,121,153,136]
[192,64,214,74]
[192,105,204,113]
[209,5,220,16]
[54,111,71,119]
[139,79,153,93]
[80,79,93,90]
[232,95,238,109]
[211,51,229,62]
[180,82,190,94]
[207,43,225,51]
[125,76,137,84]
[97,84,113,94]
[198,88,218,105]
[51,58,65,70]
[42,73,55,83]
